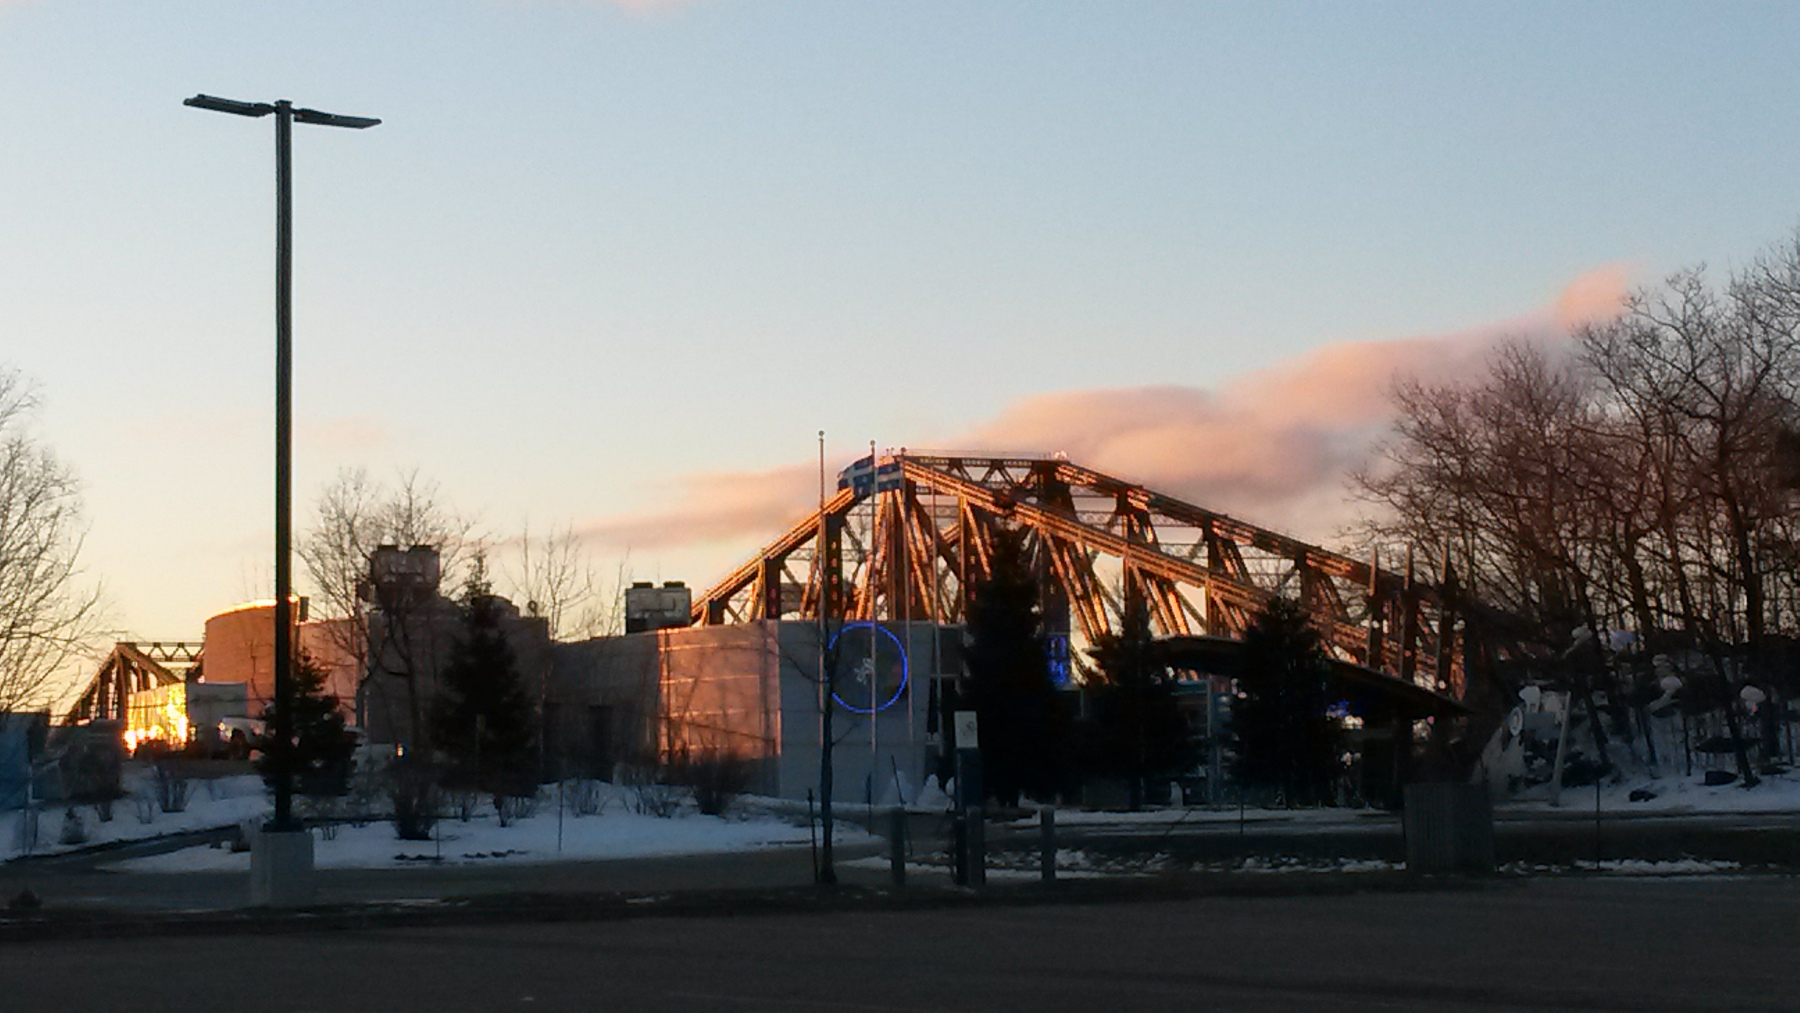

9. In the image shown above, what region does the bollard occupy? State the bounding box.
[1039,807,1056,883]
[952,810,968,886]
[967,805,986,887]
[888,807,907,886]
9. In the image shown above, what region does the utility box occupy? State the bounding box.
[625,581,692,634]
[0,713,47,811]
[251,828,316,908]
[1404,782,1495,874]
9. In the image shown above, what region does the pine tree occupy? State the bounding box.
[256,649,357,797]
[964,526,1066,806]
[430,557,537,804]
[1233,597,1342,806]
[1086,596,1193,808]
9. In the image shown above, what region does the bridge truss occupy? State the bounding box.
[66,641,202,724]
[691,453,1466,695]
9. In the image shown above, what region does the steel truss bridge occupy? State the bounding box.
[67,642,203,724]
[691,453,1469,699]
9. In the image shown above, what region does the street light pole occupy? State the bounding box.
[185,94,378,833]
[273,99,295,832]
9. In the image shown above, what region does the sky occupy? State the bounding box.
[3,1,1800,689]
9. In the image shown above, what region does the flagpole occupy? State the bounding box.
[817,429,833,884]
[870,438,879,807]
[901,447,912,802]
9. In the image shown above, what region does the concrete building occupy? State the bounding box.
[199,601,359,720]
[193,547,552,750]
[547,620,960,802]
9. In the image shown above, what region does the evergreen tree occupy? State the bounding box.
[430,557,537,803]
[964,526,1066,805]
[1233,597,1342,806]
[256,650,357,797]
[1086,596,1193,808]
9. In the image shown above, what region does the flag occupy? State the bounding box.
[837,455,904,496]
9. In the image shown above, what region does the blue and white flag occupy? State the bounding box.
[837,455,904,496]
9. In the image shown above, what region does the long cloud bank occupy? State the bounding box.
[581,265,1630,552]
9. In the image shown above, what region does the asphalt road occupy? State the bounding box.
[0,843,893,912]
[4,877,1797,1012]
[974,808,1800,867]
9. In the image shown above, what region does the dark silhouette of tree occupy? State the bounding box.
[1086,595,1193,808]
[0,368,101,713]
[256,649,356,797]
[964,526,1065,806]
[301,467,472,749]
[430,557,537,804]
[1233,597,1342,806]
[1355,230,1800,784]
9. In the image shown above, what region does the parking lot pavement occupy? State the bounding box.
[4,876,1798,1011]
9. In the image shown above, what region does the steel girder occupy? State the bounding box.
[689,454,1463,692]
[66,642,201,723]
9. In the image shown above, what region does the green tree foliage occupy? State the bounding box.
[1085,596,1194,808]
[256,650,357,797]
[1233,597,1342,806]
[964,526,1066,805]
[430,558,537,802]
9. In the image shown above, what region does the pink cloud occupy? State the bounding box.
[582,265,1632,549]
[579,463,822,549]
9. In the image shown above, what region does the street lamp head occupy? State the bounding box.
[184,94,275,118]
[293,107,381,130]
[185,95,379,130]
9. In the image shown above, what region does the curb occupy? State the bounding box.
[0,870,1493,943]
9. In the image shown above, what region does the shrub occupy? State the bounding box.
[565,778,603,817]
[153,762,189,813]
[674,753,755,817]
[495,791,539,827]
[387,759,439,841]
[58,806,87,846]
[619,764,682,818]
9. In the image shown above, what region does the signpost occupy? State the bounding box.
[953,709,983,886]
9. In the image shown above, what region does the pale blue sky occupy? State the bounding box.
[2,1,1799,652]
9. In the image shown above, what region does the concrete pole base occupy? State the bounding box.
[250,828,316,907]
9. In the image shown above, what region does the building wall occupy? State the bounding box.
[770,621,942,803]
[199,603,358,718]
[544,632,662,777]
[359,596,552,748]
[547,620,959,801]
[200,597,549,748]
[660,624,782,794]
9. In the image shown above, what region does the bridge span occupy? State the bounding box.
[689,451,1490,709]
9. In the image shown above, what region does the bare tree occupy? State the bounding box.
[300,468,475,621]
[0,369,101,712]
[502,521,629,641]
[1358,230,1800,786]
[299,468,474,743]
[775,621,851,884]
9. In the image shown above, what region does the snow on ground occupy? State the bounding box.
[14,762,1800,872]
[109,807,868,873]
[5,773,875,870]
[1,772,268,863]
[1504,766,1800,815]
[997,767,1800,831]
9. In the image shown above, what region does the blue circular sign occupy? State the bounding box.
[828,621,910,714]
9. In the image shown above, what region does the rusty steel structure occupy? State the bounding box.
[66,641,203,724]
[692,453,1467,696]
